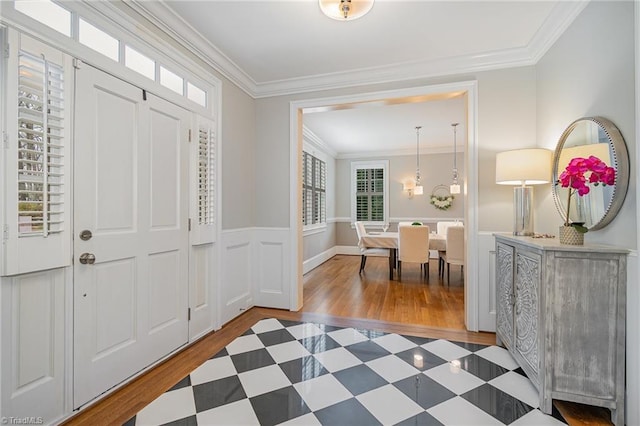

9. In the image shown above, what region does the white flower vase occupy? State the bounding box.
[559,225,584,245]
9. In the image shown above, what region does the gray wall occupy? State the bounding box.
[535,1,636,249]
[255,65,537,233]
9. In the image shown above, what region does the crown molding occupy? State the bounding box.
[125,0,258,97]
[302,127,338,159]
[336,145,465,160]
[127,0,588,99]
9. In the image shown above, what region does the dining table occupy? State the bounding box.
[360,231,446,279]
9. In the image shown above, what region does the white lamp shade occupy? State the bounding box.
[319,0,374,20]
[414,185,423,195]
[450,183,461,194]
[557,143,612,173]
[496,148,552,185]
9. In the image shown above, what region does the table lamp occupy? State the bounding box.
[496,148,552,236]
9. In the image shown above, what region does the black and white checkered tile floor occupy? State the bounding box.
[125,318,567,426]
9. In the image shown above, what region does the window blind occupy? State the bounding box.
[17,51,65,238]
[302,151,326,227]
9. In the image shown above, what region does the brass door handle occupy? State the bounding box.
[79,253,96,265]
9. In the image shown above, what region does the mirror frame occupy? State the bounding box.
[552,116,630,231]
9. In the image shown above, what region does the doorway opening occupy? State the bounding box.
[289,81,481,331]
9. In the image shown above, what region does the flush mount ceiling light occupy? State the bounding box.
[319,0,374,21]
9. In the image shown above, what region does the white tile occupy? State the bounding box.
[278,413,322,426]
[293,374,353,411]
[135,387,195,425]
[266,340,312,364]
[427,396,504,426]
[313,347,362,372]
[489,371,540,408]
[189,356,237,385]
[251,318,285,334]
[510,409,567,426]
[327,328,369,346]
[225,334,265,355]
[365,355,420,383]
[422,339,472,361]
[196,398,260,425]
[237,364,291,398]
[287,323,325,340]
[475,345,520,370]
[357,384,424,425]
[372,333,417,354]
[423,363,485,395]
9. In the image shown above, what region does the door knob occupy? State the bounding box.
[79,253,96,264]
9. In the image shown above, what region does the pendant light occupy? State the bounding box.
[450,123,461,194]
[414,126,424,195]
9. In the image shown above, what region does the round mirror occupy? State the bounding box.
[552,116,629,231]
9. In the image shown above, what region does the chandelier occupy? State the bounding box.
[450,123,461,194]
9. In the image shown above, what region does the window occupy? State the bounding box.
[17,50,65,236]
[302,151,326,228]
[15,0,71,37]
[351,161,389,225]
[124,45,155,80]
[187,82,207,107]
[160,66,184,95]
[197,125,215,226]
[79,18,119,62]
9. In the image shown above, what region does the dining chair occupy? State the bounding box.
[440,226,464,284]
[354,221,390,273]
[398,225,430,280]
[436,221,463,277]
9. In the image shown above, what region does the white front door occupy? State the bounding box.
[73,65,190,408]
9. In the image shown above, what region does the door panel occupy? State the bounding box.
[74,65,189,408]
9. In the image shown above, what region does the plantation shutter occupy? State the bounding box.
[190,115,216,245]
[355,166,385,223]
[3,32,72,275]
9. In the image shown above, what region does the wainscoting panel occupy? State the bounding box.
[254,228,290,309]
[0,269,66,423]
[189,243,217,340]
[220,230,253,325]
[478,232,497,332]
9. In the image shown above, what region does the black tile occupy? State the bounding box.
[122,416,135,426]
[192,375,246,413]
[402,335,436,346]
[394,374,456,410]
[451,341,488,352]
[333,364,388,395]
[299,334,342,354]
[314,323,344,333]
[457,354,508,381]
[256,328,296,346]
[461,383,533,424]
[345,340,391,362]
[210,348,228,359]
[168,375,191,392]
[278,319,304,327]
[314,397,382,426]
[160,415,197,426]
[395,411,444,426]
[250,386,311,426]
[242,327,255,336]
[395,347,447,371]
[279,355,329,384]
[513,367,528,377]
[356,328,387,339]
[230,348,275,373]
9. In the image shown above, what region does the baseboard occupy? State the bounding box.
[335,245,364,256]
[303,247,337,274]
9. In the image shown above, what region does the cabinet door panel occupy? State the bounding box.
[496,242,514,349]
[515,251,540,376]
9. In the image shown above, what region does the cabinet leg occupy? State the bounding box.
[495,334,502,347]
[611,404,624,426]
[540,394,552,415]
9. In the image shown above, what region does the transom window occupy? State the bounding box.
[302,151,326,228]
[351,160,389,225]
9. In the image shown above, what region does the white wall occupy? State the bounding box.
[535,2,637,424]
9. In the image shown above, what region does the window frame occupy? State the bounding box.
[350,160,389,227]
[302,147,327,234]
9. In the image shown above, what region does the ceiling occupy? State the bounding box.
[131,0,587,155]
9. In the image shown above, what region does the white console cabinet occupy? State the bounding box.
[494,234,627,425]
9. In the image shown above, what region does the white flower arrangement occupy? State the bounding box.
[430,194,454,210]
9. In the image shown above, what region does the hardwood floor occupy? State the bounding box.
[62,254,612,426]
[302,255,466,329]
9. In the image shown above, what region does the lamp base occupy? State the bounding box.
[513,186,534,236]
